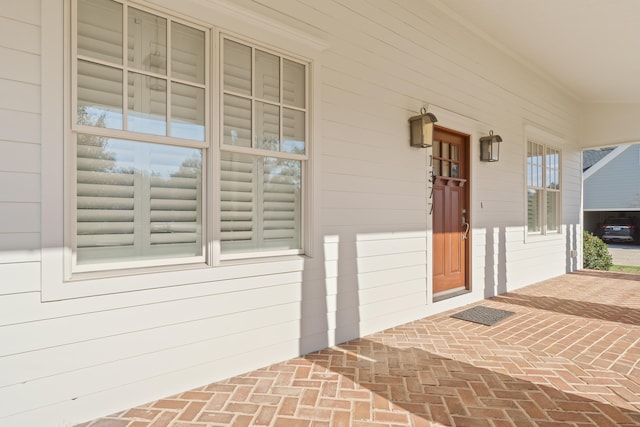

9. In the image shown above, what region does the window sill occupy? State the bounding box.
[525,231,564,244]
[42,251,309,302]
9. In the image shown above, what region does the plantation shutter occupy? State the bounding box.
[220,152,300,253]
[76,135,135,260]
[76,136,137,264]
[220,152,255,250]
[76,136,202,265]
[148,145,202,255]
[262,158,300,248]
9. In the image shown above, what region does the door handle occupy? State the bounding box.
[461,216,470,240]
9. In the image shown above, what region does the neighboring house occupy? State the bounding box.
[583,147,615,172]
[583,144,640,232]
[0,1,637,426]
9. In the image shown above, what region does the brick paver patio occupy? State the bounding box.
[78,271,640,426]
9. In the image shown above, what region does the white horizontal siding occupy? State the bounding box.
[0,80,40,113]
[0,0,40,26]
[0,16,39,54]
[0,172,39,203]
[0,47,40,85]
[0,109,40,143]
[0,262,40,295]
[0,141,40,173]
[0,339,300,427]
[0,203,39,233]
[0,233,40,263]
[1,320,301,419]
[1,281,302,357]
[1,301,301,388]
[0,37,42,267]
[0,266,305,326]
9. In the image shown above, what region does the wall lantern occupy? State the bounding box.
[409,107,438,148]
[479,130,502,162]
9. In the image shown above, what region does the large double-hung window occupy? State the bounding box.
[220,37,307,256]
[527,141,561,235]
[69,0,307,275]
[72,0,208,271]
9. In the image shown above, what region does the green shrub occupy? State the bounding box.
[583,231,613,270]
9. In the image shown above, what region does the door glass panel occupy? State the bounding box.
[441,142,450,160]
[432,160,440,176]
[451,145,460,161]
[432,141,440,158]
[441,161,450,177]
[451,163,459,178]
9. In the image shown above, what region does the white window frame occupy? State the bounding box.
[525,126,563,239]
[41,0,324,301]
[68,0,211,276]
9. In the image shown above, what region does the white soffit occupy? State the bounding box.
[433,0,640,103]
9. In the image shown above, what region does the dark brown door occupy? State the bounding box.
[432,127,470,296]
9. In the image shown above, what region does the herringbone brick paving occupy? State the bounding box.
[79,272,640,426]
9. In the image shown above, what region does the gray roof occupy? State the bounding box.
[583,148,615,171]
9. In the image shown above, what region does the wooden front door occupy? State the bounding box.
[432,127,470,297]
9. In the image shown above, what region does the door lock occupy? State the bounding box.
[461,209,470,240]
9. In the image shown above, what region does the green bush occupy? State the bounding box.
[583,231,613,270]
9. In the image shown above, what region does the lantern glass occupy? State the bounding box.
[409,112,436,148]
[480,134,501,162]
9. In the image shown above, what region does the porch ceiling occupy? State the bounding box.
[436,0,640,103]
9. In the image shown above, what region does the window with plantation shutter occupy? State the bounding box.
[71,0,208,272]
[76,136,203,266]
[220,152,301,254]
[527,141,561,236]
[68,1,310,276]
[221,36,308,256]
